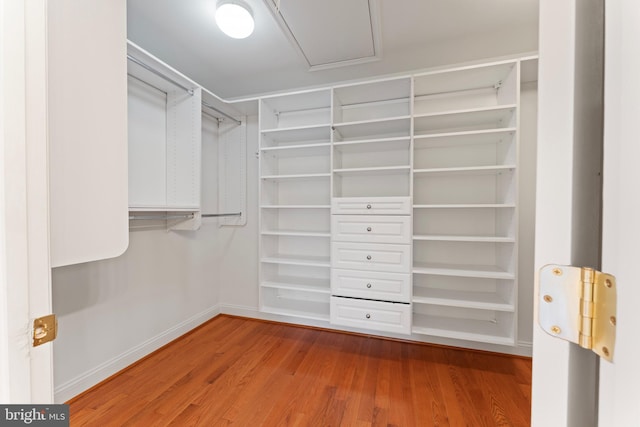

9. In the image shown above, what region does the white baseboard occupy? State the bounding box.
[54,305,221,403]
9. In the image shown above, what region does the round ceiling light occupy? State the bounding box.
[215,1,255,39]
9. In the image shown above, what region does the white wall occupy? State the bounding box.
[52,113,225,402]
[217,115,260,313]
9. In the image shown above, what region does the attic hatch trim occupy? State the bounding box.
[264,0,383,72]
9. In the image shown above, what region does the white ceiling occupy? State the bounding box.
[126,0,539,100]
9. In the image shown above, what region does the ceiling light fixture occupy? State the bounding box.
[215,1,255,39]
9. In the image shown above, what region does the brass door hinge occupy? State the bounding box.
[33,314,57,347]
[539,264,616,362]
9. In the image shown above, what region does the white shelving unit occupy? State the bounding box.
[411,60,520,346]
[332,77,412,199]
[258,89,333,321]
[256,58,536,353]
[127,45,202,228]
[329,77,413,335]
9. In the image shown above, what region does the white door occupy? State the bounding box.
[0,0,54,403]
[532,1,640,426]
[1,0,127,403]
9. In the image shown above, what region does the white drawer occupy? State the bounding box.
[331,269,411,302]
[332,197,411,215]
[330,296,411,334]
[332,215,411,244]
[331,242,411,273]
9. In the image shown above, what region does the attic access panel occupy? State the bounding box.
[268,0,381,70]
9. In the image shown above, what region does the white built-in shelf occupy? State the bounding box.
[333,166,411,176]
[260,205,331,209]
[413,203,516,209]
[332,117,411,140]
[412,313,515,346]
[261,254,331,268]
[413,262,515,279]
[413,235,515,243]
[129,207,199,212]
[413,128,517,148]
[261,230,330,238]
[412,288,514,311]
[413,61,516,96]
[414,105,516,135]
[260,124,331,145]
[261,142,331,154]
[333,136,411,152]
[261,277,330,294]
[260,302,330,322]
[334,77,411,106]
[413,165,516,175]
[261,89,331,114]
[261,173,331,181]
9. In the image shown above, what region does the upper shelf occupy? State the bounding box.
[260,89,332,131]
[333,77,411,124]
[414,61,518,98]
[414,105,516,135]
[260,124,331,147]
[332,116,411,140]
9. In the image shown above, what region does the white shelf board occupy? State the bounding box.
[412,262,515,279]
[413,203,516,209]
[333,77,411,105]
[260,205,331,209]
[412,313,515,346]
[261,254,331,268]
[413,61,517,97]
[413,235,515,243]
[261,276,330,294]
[413,128,516,149]
[413,165,516,176]
[414,105,516,135]
[412,288,515,312]
[261,173,331,181]
[128,206,199,212]
[333,137,411,153]
[261,89,331,113]
[261,302,330,322]
[333,165,411,176]
[260,124,331,143]
[332,117,411,140]
[261,230,330,238]
[261,142,330,154]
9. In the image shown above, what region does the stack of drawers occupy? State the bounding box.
[330,197,412,334]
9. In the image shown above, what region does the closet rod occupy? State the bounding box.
[129,213,194,221]
[202,212,242,218]
[202,101,242,126]
[127,54,195,96]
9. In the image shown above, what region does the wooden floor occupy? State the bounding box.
[68,315,532,426]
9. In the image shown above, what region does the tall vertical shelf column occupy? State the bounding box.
[330,78,413,334]
[258,89,332,320]
[411,61,520,346]
[127,43,202,230]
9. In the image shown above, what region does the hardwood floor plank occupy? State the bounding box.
[68,315,532,426]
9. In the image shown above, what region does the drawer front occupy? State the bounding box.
[332,197,411,215]
[331,242,411,273]
[332,215,411,244]
[330,296,411,334]
[331,269,411,302]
